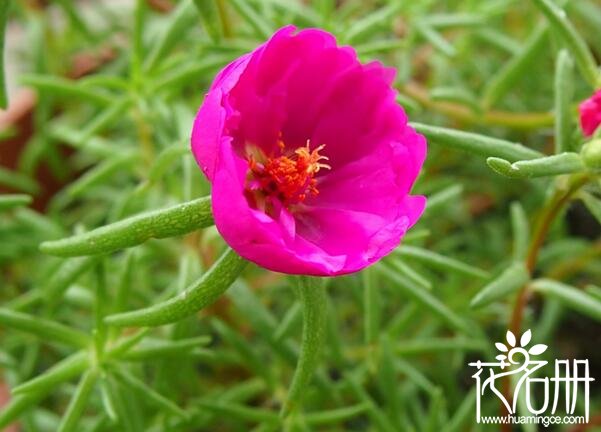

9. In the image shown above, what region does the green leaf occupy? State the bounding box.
[106,329,150,359]
[104,248,246,327]
[12,351,89,395]
[386,303,418,336]
[402,228,430,243]
[282,276,327,417]
[45,257,98,301]
[113,369,188,418]
[20,74,113,106]
[395,357,437,396]
[346,375,397,432]
[486,152,584,178]
[144,0,198,71]
[586,285,601,302]
[396,245,489,279]
[424,184,463,216]
[415,20,456,57]
[362,267,380,345]
[0,0,10,108]
[148,144,188,184]
[344,2,403,44]
[571,1,601,37]
[150,55,232,92]
[0,194,32,211]
[425,388,444,432]
[118,336,211,361]
[430,87,480,113]
[394,338,486,355]
[531,0,600,88]
[66,153,140,198]
[0,308,90,348]
[93,260,108,357]
[0,393,44,430]
[262,0,320,27]
[193,0,223,42]
[57,369,98,432]
[102,375,142,432]
[554,50,575,153]
[441,388,476,432]
[423,13,483,29]
[356,39,404,56]
[395,93,421,114]
[196,401,279,423]
[411,123,544,161]
[55,0,94,41]
[40,197,213,257]
[532,279,601,322]
[13,207,63,239]
[379,264,469,333]
[99,376,118,422]
[386,257,432,290]
[476,29,521,55]
[226,283,287,352]
[212,319,274,387]
[470,262,530,309]
[483,23,549,108]
[78,98,131,144]
[273,302,301,342]
[130,0,146,83]
[227,0,272,39]
[510,202,530,261]
[304,403,370,426]
[0,167,39,195]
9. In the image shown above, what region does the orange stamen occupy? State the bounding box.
[247,139,330,207]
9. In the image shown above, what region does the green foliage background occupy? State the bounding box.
[0,0,600,431]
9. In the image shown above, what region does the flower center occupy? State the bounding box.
[245,138,330,212]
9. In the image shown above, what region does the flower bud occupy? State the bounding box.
[581,139,601,170]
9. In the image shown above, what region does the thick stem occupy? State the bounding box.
[510,174,590,335]
[104,248,246,327]
[281,276,327,418]
[502,174,590,431]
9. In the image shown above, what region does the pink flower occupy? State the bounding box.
[191,26,426,276]
[579,90,601,137]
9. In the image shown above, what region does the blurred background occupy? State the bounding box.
[0,0,600,431]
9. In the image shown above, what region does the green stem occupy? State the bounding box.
[510,173,591,334]
[104,248,246,327]
[57,369,99,432]
[281,276,327,417]
[40,197,213,257]
[0,0,10,109]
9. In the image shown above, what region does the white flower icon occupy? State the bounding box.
[494,329,547,363]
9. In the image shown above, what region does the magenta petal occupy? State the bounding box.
[191,26,428,276]
[191,54,252,180]
[579,90,601,137]
[295,207,410,275]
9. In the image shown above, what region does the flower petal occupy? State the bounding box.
[191,26,427,276]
